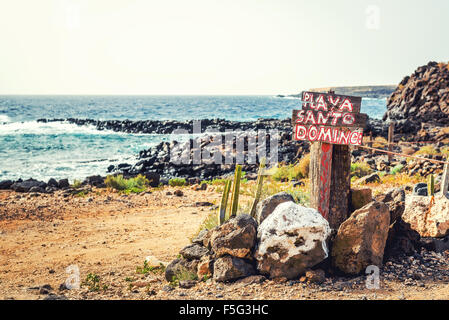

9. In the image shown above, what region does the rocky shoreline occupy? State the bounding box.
[1,116,391,192]
[2,61,448,192]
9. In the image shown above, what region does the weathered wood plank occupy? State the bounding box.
[328,144,351,229]
[292,109,368,128]
[293,124,364,146]
[301,91,362,113]
[310,142,350,230]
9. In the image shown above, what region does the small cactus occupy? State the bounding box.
[218,180,231,225]
[428,174,435,196]
[249,158,266,218]
[229,165,242,218]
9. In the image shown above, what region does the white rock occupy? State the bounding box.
[255,201,331,279]
[402,195,449,237]
[145,255,168,267]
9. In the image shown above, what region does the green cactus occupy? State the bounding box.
[428,174,435,196]
[218,180,231,225]
[229,165,242,218]
[249,158,266,218]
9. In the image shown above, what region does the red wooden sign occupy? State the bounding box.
[292,91,367,146]
[293,91,366,224]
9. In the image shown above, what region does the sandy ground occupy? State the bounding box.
[0,186,448,300]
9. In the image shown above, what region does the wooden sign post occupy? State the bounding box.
[292,91,367,230]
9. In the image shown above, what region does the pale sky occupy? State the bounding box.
[0,0,448,95]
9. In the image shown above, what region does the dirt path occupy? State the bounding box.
[0,187,215,299]
[0,187,448,300]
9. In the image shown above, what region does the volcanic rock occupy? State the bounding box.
[255,201,331,279]
[255,192,295,224]
[210,214,257,259]
[213,256,255,282]
[384,61,449,134]
[402,194,449,237]
[332,201,390,274]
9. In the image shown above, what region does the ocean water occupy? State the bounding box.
[0,95,387,182]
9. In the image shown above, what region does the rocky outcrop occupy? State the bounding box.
[332,201,390,274]
[384,61,449,140]
[210,214,257,259]
[402,194,449,237]
[108,131,304,181]
[255,201,331,279]
[255,192,294,224]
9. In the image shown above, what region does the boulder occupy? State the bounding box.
[420,235,449,253]
[332,201,390,274]
[0,180,13,190]
[376,187,406,224]
[384,218,420,258]
[191,229,209,245]
[210,214,257,259]
[255,192,294,224]
[47,178,59,188]
[213,256,255,282]
[305,269,326,284]
[413,183,428,196]
[179,280,197,289]
[58,179,70,189]
[351,188,372,211]
[144,172,160,187]
[84,175,105,188]
[255,201,331,279]
[11,179,47,192]
[29,186,45,193]
[179,243,209,260]
[377,187,406,203]
[356,173,380,184]
[402,195,449,237]
[144,255,168,268]
[164,258,199,282]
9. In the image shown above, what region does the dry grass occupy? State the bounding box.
[414,145,439,156]
[350,161,374,178]
[267,154,310,182]
[373,137,388,148]
[380,172,424,187]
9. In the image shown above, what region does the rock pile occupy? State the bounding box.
[165,194,333,283]
[384,61,449,140]
[165,214,258,283]
[0,176,106,194]
[109,132,305,180]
